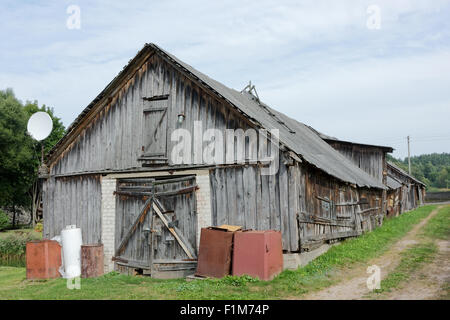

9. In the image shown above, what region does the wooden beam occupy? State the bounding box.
[152,199,196,259]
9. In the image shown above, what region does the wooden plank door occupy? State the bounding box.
[114,176,198,274]
[139,95,169,163]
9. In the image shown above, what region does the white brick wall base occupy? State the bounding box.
[101,177,116,273]
[194,171,212,249]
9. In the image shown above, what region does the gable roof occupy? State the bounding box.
[387,162,426,186]
[48,43,385,189]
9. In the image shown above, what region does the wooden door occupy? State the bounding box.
[139,94,169,163]
[113,176,198,275]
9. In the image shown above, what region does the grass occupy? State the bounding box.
[0,205,438,300]
[420,205,450,240]
[369,242,438,296]
[426,187,450,193]
[368,204,450,298]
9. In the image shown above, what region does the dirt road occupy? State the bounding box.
[302,206,449,300]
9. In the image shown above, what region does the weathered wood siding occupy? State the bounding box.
[210,159,384,252]
[50,53,267,176]
[326,142,385,183]
[209,160,299,252]
[387,166,424,213]
[42,175,102,243]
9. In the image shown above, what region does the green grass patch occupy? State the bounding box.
[367,204,450,298]
[369,242,438,297]
[0,205,438,300]
[420,205,450,240]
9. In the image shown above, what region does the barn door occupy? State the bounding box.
[113,176,198,276]
[139,94,169,164]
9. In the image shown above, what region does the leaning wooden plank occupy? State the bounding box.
[115,197,152,257]
[153,199,196,259]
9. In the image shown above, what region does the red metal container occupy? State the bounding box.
[26,240,62,280]
[232,230,283,281]
[81,244,104,278]
[195,227,235,278]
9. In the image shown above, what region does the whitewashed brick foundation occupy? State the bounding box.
[195,171,212,249]
[101,177,116,273]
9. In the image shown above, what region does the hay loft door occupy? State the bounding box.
[114,176,198,278]
[139,94,169,165]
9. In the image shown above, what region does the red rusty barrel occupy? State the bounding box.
[26,240,62,280]
[81,244,104,278]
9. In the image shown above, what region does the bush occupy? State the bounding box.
[0,231,41,267]
[0,209,10,231]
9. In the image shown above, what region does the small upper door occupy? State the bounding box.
[139,94,169,164]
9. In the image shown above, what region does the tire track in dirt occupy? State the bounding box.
[301,206,443,300]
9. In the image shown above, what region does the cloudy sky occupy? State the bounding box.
[1,0,449,159]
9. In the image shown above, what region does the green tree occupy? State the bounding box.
[388,153,450,190]
[436,168,449,188]
[0,89,65,227]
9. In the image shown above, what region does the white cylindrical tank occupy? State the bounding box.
[61,225,83,278]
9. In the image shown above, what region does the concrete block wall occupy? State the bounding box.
[100,177,116,273]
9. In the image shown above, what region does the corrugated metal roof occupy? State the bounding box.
[48,43,386,189]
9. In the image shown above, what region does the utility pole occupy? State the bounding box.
[407,135,411,175]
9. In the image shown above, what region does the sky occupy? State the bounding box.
[1,0,449,159]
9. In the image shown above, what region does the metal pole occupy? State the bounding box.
[407,136,411,175]
[41,142,44,164]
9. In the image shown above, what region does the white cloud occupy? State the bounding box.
[0,0,449,158]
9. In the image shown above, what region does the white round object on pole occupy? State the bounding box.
[61,225,83,278]
[27,111,53,141]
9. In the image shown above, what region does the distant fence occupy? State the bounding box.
[425,191,450,203]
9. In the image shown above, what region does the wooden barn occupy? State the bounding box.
[42,43,388,277]
[386,162,426,215]
[309,127,425,218]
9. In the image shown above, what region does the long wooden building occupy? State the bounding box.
[386,162,426,216]
[43,43,388,277]
[309,127,426,218]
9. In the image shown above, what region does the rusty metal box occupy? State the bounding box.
[26,240,62,280]
[195,227,236,278]
[232,230,283,281]
[81,244,104,278]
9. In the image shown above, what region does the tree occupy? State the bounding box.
[436,168,449,189]
[0,89,65,227]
